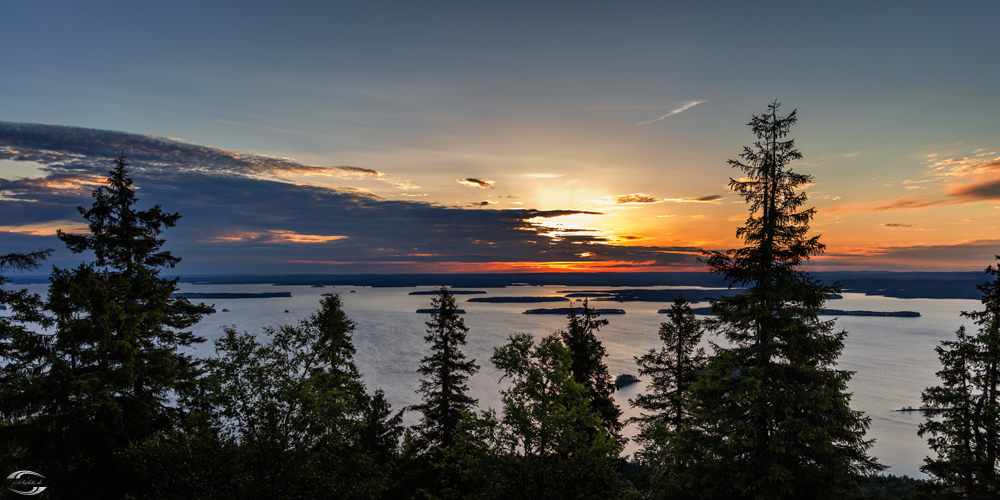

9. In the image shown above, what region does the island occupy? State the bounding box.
[682,307,919,317]
[468,296,569,303]
[523,307,626,315]
[615,374,640,388]
[416,308,466,314]
[563,288,743,302]
[893,406,936,412]
[172,292,293,299]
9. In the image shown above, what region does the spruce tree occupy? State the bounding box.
[919,259,1000,498]
[199,294,402,499]
[560,300,623,439]
[673,102,881,499]
[411,286,480,452]
[490,333,629,500]
[630,296,705,429]
[0,249,53,462]
[0,153,210,495]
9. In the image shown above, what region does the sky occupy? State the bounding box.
[2,1,999,274]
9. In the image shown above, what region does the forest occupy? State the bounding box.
[2,103,998,499]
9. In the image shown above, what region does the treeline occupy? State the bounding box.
[3,103,998,499]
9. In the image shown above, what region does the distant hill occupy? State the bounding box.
[10,271,987,300]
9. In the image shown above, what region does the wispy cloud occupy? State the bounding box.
[599,193,663,204]
[457,178,494,188]
[332,165,382,177]
[880,223,914,228]
[637,100,707,126]
[663,194,723,203]
[329,165,418,189]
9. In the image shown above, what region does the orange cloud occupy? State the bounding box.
[601,193,663,204]
[206,230,347,244]
[0,221,89,236]
[457,178,494,188]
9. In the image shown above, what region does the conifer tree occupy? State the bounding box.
[411,286,480,452]
[673,102,881,499]
[490,333,630,499]
[560,300,623,439]
[920,259,1000,498]
[199,294,402,499]
[630,296,704,429]
[0,249,53,460]
[0,153,210,495]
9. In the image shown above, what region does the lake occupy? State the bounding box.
[10,282,981,478]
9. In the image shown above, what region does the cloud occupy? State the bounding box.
[928,156,1000,177]
[947,178,1000,201]
[330,165,418,190]
[815,239,1000,271]
[457,178,494,188]
[332,165,382,177]
[661,194,723,203]
[522,173,563,179]
[599,193,662,205]
[880,223,914,228]
[0,121,708,273]
[637,100,707,126]
[206,230,348,244]
[827,196,954,213]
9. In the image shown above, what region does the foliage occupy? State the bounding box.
[858,474,921,498]
[0,249,53,471]
[919,258,1000,498]
[486,332,635,500]
[410,287,481,453]
[190,294,402,499]
[0,153,210,496]
[559,300,623,440]
[672,102,881,499]
[631,296,705,429]
[629,297,705,498]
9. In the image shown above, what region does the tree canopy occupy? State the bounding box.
[673,102,882,499]
[411,287,480,452]
[920,258,1000,498]
[560,300,622,440]
[0,153,210,496]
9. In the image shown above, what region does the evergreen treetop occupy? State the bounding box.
[630,296,704,430]
[919,258,1000,498]
[411,286,480,452]
[674,102,881,499]
[0,153,210,496]
[560,300,623,440]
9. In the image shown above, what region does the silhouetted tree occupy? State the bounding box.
[411,286,480,452]
[560,300,623,440]
[488,333,633,499]
[919,258,1000,498]
[0,153,210,496]
[631,296,705,430]
[0,248,53,465]
[629,297,705,498]
[672,102,882,499]
[189,294,402,499]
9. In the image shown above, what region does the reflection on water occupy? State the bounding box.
[10,283,980,477]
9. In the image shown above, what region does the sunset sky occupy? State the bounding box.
[2,1,999,274]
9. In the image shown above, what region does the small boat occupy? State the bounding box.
[284,310,289,313]
[221,308,229,312]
